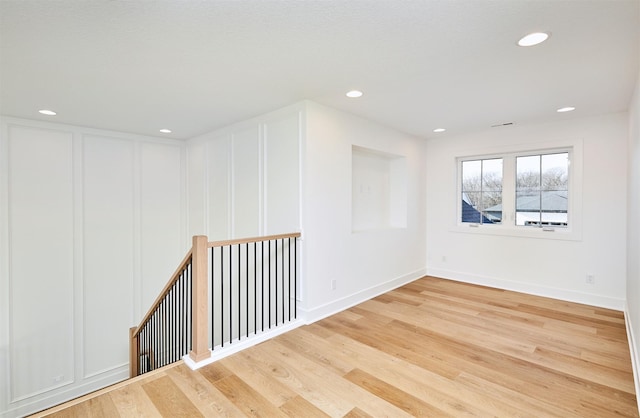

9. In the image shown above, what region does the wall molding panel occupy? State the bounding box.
[188,102,303,241]
[0,117,186,418]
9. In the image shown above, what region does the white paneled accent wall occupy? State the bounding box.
[7,126,75,402]
[82,135,134,378]
[187,104,302,241]
[0,118,186,418]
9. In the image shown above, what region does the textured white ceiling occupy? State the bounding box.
[1,0,638,140]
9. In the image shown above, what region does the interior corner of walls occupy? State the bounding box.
[303,268,426,324]
[624,303,640,411]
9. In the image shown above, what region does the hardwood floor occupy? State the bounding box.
[34,276,638,417]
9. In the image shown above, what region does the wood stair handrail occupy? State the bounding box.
[130,247,194,339]
[207,232,301,248]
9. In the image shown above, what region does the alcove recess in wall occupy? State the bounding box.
[352,145,407,232]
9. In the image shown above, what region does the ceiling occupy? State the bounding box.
[1,1,638,141]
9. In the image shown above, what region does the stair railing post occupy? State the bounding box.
[189,235,211,362]
[129,326,139,378]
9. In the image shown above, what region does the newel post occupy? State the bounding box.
[129,326,139,378]
[190,235,211,362]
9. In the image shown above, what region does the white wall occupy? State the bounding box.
[426,112,628,309]
[187,104,302,240]
[302,102,427,320]
[0,117,186,418]
[627,70,640,398]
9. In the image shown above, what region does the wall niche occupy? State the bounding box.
[351,145,407,232]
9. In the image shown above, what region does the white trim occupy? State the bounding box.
[0,118,10,416]
[73,132,84,382]
[426,267,625,311]
[1,116,183,146]
[624,303,640,413]
[300,268,427,323]
[183,319,305,370]
[229,133,236,238]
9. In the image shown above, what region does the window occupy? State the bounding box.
[457,145,579,239]
[461,158,502,224]
[516,152,569,227]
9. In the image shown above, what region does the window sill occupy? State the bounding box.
[450,223,582,241]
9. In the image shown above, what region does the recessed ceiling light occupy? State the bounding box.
[433,128,446,133]
[557,106,576,113]
[517,32,550,47]
[346,90,363,98]
[159,129,172,133]
[39,109,57,116]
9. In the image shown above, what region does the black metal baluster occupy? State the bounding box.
[181,266,185,356]
[254,241,257,335]
[245,242,249,340]
[229,244,232,344]
[288,237,291,322]
[173,280,177,360]
[281,238,285,325]
[143,326,147,373]
[237,243,241,341]
[262,240,265,332]
[152,312,157,369]
[268,239,271,329]
[178,272,183,358]
[294,237,297,319]
[161,300,165,367]
[276,239,279,326]
[168,285,172,363]
[170,285,174,363]
[214,247,216,350]
[154,310,159,368]
[221,246,225,347]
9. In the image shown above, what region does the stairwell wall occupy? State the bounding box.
[0,117,187,418]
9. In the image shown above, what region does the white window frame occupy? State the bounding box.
[453,140,583,241]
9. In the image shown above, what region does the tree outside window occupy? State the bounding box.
[461,158,503,224]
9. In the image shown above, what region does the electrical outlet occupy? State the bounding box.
[442,255,447,262]
[331,280,337,290]
[586,274,595,284]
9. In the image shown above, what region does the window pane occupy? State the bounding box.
[516,152,569,227]
[516,155,540,192]
[482,191,502,223]
[542,153,568,192]
[516,191,540,226]
[482,158,502,191]
[461,158,502,224]
[462,160,481,192]
[541,152,568,226]
[461,192,483,223]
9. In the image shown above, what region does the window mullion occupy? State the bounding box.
[502,155,516,226]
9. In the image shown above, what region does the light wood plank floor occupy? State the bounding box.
[34,276,638,417]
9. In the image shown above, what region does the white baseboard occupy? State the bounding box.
[299,268,427,324]
[426,267,625,311]
[624,304,640,413]
[183,319,305,371]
